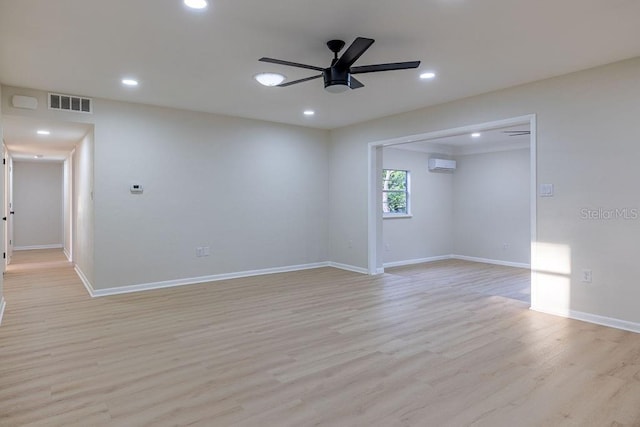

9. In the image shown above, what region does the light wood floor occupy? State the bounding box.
[1,251,639,426]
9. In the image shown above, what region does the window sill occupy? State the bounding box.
[383,214,413,219]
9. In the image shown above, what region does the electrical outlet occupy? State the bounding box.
[196,247,210,257]
[582,269,592,283]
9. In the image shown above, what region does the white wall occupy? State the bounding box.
[63,158,71,259]
[4,57,640,329]
[91,101,329,289]
[1,86,330,290]
[6,156,13,261]
[381,146,529,267]
[72,131,94,285]
[330,57,640,325]
[382,147,453,264]
[0,83,4,323]
[13,160,63,249]
[452,148,530,264]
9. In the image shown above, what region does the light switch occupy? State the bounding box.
[539,183,554,197]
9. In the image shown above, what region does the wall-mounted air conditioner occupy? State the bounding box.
[428,158,457,172]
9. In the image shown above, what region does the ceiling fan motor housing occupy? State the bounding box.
[323,68,350,93]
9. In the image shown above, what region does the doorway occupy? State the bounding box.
[12,160,64,252]
[2,115,92,271]
[367,115,537,304]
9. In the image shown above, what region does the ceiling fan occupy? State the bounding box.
[259,37,420,93]
[502,130,531,136]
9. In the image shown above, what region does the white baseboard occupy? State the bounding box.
[71,257,639,336]
[384,255,451,269]
[450,254,530,269]
[85,262,331,298]
[384,254,529,270]
[0,297,6,326]
[74,265,96,297]
[328,262,369,275]
[14,244,63,251]
[63,248,71,262]
[531,305,640,334]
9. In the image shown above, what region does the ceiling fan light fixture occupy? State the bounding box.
[323,68,350,93]
[324,83,349,94]
[254,72,286,87]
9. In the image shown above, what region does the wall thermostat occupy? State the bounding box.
[130,183,144,194]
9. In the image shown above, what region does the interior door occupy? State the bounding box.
[6,156,13,264]
[1,148,5,272]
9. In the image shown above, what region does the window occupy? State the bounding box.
[382,169,410,216]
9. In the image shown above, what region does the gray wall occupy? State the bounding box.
[13,161,63,249]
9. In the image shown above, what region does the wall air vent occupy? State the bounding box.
[48,93,92,113]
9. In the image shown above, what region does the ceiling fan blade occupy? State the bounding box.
[277,74,322,87]
[259,57,324,72]
[334,37,375,71]
[351,61,421,74]
[503,130,531,135]
[349,76,364,89]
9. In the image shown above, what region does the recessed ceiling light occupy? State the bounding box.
[37,130,50,135]
[303,110,315,116]
[471,132,481,138]
[420,72,436,80]
[184,0,208,9]
[254,73,286,87]
[122,78,139,87]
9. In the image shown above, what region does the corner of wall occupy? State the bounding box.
[0,297,6,326]
[74,265,95,298]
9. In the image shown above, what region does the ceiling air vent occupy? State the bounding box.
[48,93,92,114]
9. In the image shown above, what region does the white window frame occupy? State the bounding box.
[382,169,411,219]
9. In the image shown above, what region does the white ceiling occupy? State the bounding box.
[2,115,92,161]
[0,0,639,130]
[392,124,530,155]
